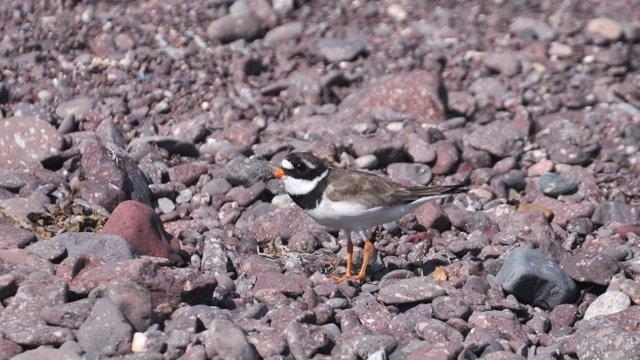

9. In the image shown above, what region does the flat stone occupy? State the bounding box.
[377,277,446,305]
[27,232,135,263]
[560,251,619,285]
[316,38,365,62]
[0,116,64,169]
[340,71,445,124]
[55,97,95,120]
[496,247,576,309]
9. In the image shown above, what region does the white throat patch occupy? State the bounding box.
[283,170,328,195]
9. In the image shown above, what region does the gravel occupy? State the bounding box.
[0,1,638,359]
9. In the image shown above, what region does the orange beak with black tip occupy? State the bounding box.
[273,167,285,179]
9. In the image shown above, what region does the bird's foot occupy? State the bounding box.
[331,272,366,282]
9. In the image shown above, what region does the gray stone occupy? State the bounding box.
[204,318,258,360]
[0,272,74,346]
[56,97,95,120]
[206,11,263,43]
[102,279,153,331]
[12,346,81,360]
[334,335,397,359]
[583,291,630,320]
[264,22,304,43]
[202,178,232,196]
[538,172,579,197]
[316,38,365,62]
[496,247,576,309]
[77,298,133,356]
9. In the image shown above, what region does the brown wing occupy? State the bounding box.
[325,169,466,209]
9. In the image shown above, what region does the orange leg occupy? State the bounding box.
[332,228,378,282]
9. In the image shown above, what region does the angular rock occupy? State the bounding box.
[573,325,640,359]
[77,298,133,356]
[496,248,576,309]
[204,318,259,360]
[0,272,74,346]
[101,200,178,258]
[12,346,81,360]
[468,310,527,342]
[465,121,522,158]
[27,232,135,263]
[102,279,153,331]
[0,339,22,360]
[41,298,94,329]
[285,321,329,359]
[334,335,397,359]
[0,224,36,249]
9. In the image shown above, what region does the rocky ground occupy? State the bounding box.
[0,0,639,359]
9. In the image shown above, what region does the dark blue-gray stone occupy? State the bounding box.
[538,172,578,197]
[496,247,576,309]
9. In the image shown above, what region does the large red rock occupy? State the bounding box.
[101,200,179,258]
[339,70,445,124]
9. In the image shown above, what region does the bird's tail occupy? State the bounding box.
[406,184,468,198]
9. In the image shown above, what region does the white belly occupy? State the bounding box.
[306,196,431,232]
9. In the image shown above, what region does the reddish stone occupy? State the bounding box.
[102,200,179,258]
[340,71,445,124]
[168,163,208,186]
[619,225,640,240]
[0,116,64,170]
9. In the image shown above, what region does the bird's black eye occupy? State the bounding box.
[295,162,306,171]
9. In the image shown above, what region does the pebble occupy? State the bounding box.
[377,277,446,305]
[206,11,263,43]
[583,291,631,320]
[316,38,365,62]
[496,248,576,309]
[587,18,623,41]
[538,172,579,196]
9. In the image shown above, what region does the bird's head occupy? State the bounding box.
[273,152,329,195]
